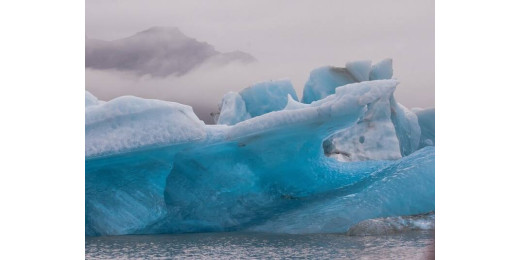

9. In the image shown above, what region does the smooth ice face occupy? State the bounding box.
[216,92,251,125]
[345,60,372,82]
[216,79,298,125]
[239,79,298,117]
[369,58,393,80]
[301,66,359,104]
[85,95,206,158]
[302,59,394,104]
[414,108,435,148]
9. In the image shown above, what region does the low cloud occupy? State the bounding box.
[86,27,255,77]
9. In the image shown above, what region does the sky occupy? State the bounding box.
[86,0,434,123]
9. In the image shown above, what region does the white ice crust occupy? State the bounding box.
[85,94,206,157]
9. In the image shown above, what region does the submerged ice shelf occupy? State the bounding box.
[85,59,435,236]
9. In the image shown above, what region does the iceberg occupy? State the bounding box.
[85,59,434,236]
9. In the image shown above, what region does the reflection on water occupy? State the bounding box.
[86,231,434,259]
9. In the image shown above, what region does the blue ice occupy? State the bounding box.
[85,60,434,236]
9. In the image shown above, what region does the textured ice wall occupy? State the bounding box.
[249,146,434,234]
[86,148,176,236]
[323,80,402,162]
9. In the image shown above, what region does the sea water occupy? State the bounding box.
[85,231,434,259]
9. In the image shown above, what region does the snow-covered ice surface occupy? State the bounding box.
[85,95,206,158]
[85,59,434,236]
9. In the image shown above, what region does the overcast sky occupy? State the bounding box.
[86,0,434,123]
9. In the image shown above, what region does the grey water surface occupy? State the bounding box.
[86,231,434,259]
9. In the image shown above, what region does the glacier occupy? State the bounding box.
[85,59,434,236]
